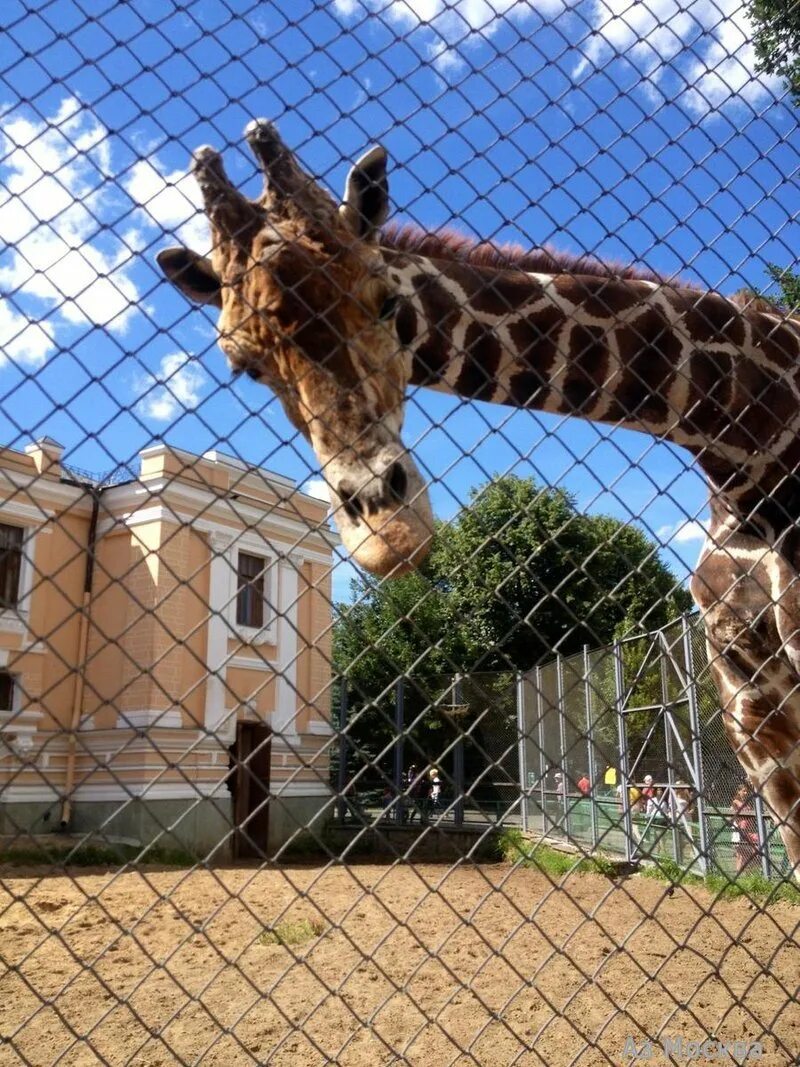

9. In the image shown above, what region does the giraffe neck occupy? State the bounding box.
[384,248,800,535]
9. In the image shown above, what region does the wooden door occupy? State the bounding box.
[233,721,272,859]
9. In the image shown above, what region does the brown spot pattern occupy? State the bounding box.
[684,349,734,435]
[410,273,460,385]
[456,322,503,401]
[679,291,746,347]
[553,276,645,319]
[560,324,609,413]
[604,307,681,424]
[751,313,800,369]
[507,305,566,407]
[444,261,544,315]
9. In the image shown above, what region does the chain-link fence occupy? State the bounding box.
[519,613,789,881]
[3,0,800,1063]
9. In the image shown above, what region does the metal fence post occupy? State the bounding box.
[660,641,680,866]
[614,640,634,862]
[537,666,548,838]
[394,679,405,825]
[453,674,465,827]
[337,677,349,826]
[753,793,773,880]
[682,615,709,876]
[516,671,528,833]
[583,645,598,851]
[557,654,569,836]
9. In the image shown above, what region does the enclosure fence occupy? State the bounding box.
[3,0,800,1064]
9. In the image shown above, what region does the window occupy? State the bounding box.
[0,671,14,712]
[0,524,23,610]
[236,552,267,629]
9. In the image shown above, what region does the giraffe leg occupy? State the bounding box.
[704,603,800,877]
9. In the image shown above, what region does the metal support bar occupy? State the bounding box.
[754,793,773,880]
[557,654,569,834]
[583,645,598,851]
[682,615,709,875]
[337,678,349,826]
[394,679,405,825]
[661,644,681,866]
[453,674,465,827]
[614,640,634,862]
[516,672,528,833]
[537,666,548,837]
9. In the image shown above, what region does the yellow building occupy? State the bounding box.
[0,438,337,858]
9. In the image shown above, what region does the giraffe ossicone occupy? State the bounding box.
[158,121,800,875]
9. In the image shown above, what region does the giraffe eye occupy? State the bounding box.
[379,295,399,320]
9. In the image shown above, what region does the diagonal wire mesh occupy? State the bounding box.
[1,0,800,1064]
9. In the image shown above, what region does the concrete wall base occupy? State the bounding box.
[0,793,334,863]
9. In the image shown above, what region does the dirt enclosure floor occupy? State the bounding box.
[0,861,798,1066]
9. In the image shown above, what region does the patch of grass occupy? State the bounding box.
[259,917,325,947]
[640,857,800,905]
[497,829,615,877]
[705,871,800,904]
[640,856,703,887]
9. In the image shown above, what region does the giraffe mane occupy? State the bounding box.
[380,222,674,285]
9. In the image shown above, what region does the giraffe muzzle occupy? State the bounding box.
[338,462,408,521]
[328,453,434,577]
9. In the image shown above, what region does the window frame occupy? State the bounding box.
[226,540,277,644]
[0,519,35,632]
[0,522,24,611]
[0,670,15,715]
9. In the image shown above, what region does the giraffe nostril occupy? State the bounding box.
[387,462,407,503]
[338,480,364,523]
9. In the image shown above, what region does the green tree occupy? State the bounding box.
[749,0,800,104]
[748,4,800,308]
[333,475,692,771]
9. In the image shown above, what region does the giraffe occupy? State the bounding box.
[157,120,800,874]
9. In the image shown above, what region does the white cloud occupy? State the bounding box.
[0,97,139,335]
[0,303,55,367]
[334,0,558,70]
[123,159,210,253]
[574,0,781,113]
[657,518,710,545]
[335,0,780,111]
[303,478,331,503]
[136,352,208,422]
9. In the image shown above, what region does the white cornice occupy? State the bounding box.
[228,654,275,672]
[0,470,92,509]
[0,500,57,525]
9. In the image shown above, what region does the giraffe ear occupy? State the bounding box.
[156,247,222,308]
[339,145,389,241]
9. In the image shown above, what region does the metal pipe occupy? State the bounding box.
[557,654,568,835]
[682,614,709,875]
[583,645,598,851]
[60,485,100,829]
[537,666,547,837]
[516,672,528,833]
[337,677,349,825]
[394,679,405,825]
[614,639,634,862]
[453,674,465,827]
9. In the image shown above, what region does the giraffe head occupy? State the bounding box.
[157,121,432,576]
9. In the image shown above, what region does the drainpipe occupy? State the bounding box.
[60,485,100,829]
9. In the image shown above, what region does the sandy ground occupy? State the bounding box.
[0,861,798,1067]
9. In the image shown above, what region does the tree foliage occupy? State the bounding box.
[749,4,800,306]
[333,475,692,770]
[749,0,800,104]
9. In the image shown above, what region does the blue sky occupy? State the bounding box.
[1,0,798,601]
